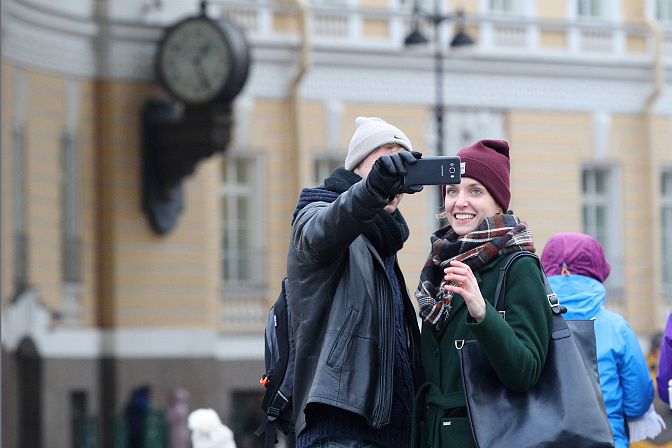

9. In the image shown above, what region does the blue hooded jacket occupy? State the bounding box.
[548,273,654,448]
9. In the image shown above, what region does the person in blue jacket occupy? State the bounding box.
[125,385,152,448]
[541,232,654,448]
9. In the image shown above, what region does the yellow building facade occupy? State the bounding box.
[2,0,672,446]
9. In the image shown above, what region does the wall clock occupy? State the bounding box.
[143,8,250,234]
[156,14,250,104]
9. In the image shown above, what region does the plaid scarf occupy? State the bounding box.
[415,213,534,331]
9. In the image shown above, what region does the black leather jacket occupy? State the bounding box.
[287,180,424,436]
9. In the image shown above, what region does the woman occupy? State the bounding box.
[411,139,553,448]
[541,232,657,448]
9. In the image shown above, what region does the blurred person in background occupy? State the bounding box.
[541,232,661,448]
[189,408,237,448]
[166,387,190,448]
[649,333,664,376]
[125,385,152,448]
[658,310,672,406]
[632,331,672,447]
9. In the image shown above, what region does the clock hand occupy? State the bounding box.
[191,52,211,89]
[195,64,211,89]
[192,45,209,67]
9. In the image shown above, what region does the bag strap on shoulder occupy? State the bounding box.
[493,252,565,317]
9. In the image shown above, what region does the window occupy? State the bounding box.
[657,0,672,22]
[663,169,672,300]
[582,166,623,305]
[60,131,83,323]
[313,152,343,186]
[220,155,264,288]
[61,131,81,284]
[12,124,27,292]
[18,338,42,448]
[70,390,88,448]
[489,0,516,14]
[399,0,431,13]
[309,0,346,5]
[577,0,604,19]
[582,168,609,245]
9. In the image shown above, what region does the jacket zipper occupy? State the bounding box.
[373,263,393,426]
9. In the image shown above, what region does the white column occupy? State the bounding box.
[233,95,255,149]
[592,111,611,162]
[325,100,344,151]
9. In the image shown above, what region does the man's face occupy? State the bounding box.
[354,145,405,214]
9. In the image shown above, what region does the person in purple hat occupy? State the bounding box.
[541,232,659,448]
[411,140,553,448]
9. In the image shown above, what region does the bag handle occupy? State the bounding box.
[493,252,566,317]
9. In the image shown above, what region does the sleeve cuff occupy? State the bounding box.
[466,301,501,328]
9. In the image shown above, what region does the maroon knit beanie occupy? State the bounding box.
[443,139,511,211]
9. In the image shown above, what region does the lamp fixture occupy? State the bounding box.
[404,26,430,46]
[402,7,474,206]
[450,28,474,48]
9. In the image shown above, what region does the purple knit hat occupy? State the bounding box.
[540,232,611,283]
[444,140,511,211]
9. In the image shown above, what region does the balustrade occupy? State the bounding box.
[210,0,670,59]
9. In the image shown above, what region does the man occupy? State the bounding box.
[287,117,425,448]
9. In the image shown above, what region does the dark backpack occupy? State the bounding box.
[255,277,296,448]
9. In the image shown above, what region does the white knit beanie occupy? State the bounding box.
[345,117,412,171]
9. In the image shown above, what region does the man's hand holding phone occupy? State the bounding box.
[366,150,424,202]
[403,156,462,186]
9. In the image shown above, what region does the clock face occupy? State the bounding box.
[158,18,232,104]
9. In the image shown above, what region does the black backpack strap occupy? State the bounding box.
[255,387,290,425]
[255,276,295,448]
[286,430,296,448]
[254,419,280,448]
[264,420,278,448]
[255,390,291,448]
[493,252,565,316]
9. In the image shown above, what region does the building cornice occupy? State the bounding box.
[0,289,264,360]
[2,0,671,112]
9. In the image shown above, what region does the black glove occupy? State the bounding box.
[366,150,423,202]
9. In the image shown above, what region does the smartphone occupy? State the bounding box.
[404,156,461,185]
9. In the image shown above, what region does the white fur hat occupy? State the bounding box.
[189,408,237,448]
[345,116,412,171]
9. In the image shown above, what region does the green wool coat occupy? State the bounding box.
[411,254,554,448]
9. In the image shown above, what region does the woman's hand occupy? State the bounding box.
[444,260,487,322]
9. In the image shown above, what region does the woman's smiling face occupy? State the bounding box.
[444,177,501,236]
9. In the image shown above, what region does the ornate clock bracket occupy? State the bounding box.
[141,100,233,234]
[142,4,249,234]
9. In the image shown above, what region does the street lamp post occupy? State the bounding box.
[405,4,474,157]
